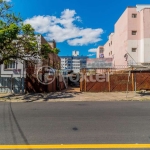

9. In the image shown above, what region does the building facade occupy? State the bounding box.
[0,36,57,78]
[60,51,88,73]
[0,35,60,93]
[97,5,150,68]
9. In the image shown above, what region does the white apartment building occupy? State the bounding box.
[60,51,88,73]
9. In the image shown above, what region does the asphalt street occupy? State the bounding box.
[0,101,150,149]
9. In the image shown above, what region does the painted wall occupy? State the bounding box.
[100,8,128,67]
[96,46,104,58]
[143,9,150,63]
[0,61,25,78]
[97,5,150,68]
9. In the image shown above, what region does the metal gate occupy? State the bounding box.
[0,75,25,94]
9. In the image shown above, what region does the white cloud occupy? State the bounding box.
[88,48,97,57]
[24,9,103,46]
[88,48,97,53]
[87,53,95,57]
[3,0,11,2]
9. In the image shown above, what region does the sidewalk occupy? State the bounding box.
[0,89,150,102]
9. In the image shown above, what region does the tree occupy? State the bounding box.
[41,44,53,59]
[52,48,60,54]
[0,0,52,65]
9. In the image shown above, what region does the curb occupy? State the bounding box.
[1,98,150,103]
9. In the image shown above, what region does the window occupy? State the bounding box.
[109,51,112,56]
[132,48,137,52]
[132,14,137,18]
[111,41,112,45]
[100,53,104,58]
[132,31,137,35]
[4,61,16,69]
[100,48,104,53]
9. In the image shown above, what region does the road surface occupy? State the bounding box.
[0,101,150,149]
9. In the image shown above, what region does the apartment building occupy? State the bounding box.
[97,5,150,68]
[60,51,88,73]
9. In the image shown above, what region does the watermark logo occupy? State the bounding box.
[36,66,114,85]
[37,66,56,85]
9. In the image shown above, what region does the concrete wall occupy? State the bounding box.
[113,8,128,67]
[0,61,25,78]
[143,9,150,63]
[97,6,150,67]
[127,40,139,64]
[101,8,128,67]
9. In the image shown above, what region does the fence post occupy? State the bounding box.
[108,71,111,92]
[126,71,131,98]
[84,69,87,92]
[11,74,13,94]
[132,72,134,91]
[80,69,82,92]
[134,73,137,92]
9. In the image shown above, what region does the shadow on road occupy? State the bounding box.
[6,102,31,149]
[0,89,82,102]
[137,91,150,97]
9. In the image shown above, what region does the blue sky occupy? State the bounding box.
[8,0,150,57]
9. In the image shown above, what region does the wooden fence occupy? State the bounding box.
[26,74,66,93]
[80,72,150,92]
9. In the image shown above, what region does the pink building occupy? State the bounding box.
[97,5,150,68]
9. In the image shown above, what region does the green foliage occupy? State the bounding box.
[0,1,49,65]
[0,0,38,64]
[0,0,60,65]
[41,44,53,59]
[0,23,19,44]
[41,44,60,58]
[52,48,60,54]
[21,24,35,35]
[0,0,22,25]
